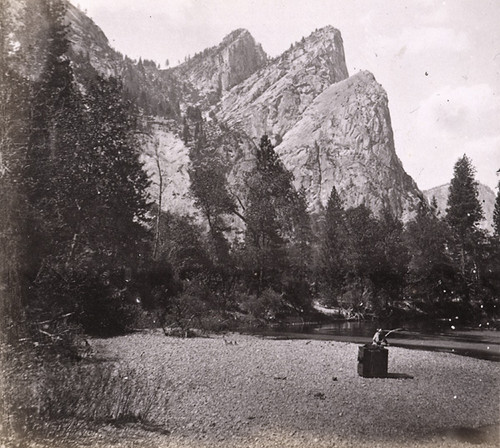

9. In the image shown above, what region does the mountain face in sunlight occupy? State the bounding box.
[10,1,426,225]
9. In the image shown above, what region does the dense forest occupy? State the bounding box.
[1,0,500,355]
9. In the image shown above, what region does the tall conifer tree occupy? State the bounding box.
[445,155,484,303]
[25,0,84,277]
[404,204,454,309]
[446,155,483,239]
[319,186,347,302]
[493,181,500,237]
[23,0,150,333]
[244,135,301,294]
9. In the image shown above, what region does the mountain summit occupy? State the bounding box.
[218,26,349,140]
[276,70,423,218]
[9,3,426,223]
[170,28,268,105]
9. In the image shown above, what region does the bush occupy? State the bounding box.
[196,311,240,333]
[75,271,148,337]
[28,267,145,338]
[282,277,312,313]
[134,262,181,311]
[161,278,210,336]
[339,277,373,308]
[79,292,141,337]
[240,288,283,321]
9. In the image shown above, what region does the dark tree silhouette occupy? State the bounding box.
[493,180,500,237]
[319,186,348,302]
[445,155,484,304]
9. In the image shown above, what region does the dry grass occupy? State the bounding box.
[0,343,170,445]
[38,362,169,424]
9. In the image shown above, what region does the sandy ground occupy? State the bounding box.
[25,331,500,447]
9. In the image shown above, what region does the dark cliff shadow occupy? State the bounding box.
[386,372,414,379]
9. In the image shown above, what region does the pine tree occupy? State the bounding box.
[341,204,380,312]
[344,204,380,277]
[283,186,313,312]
[182,116,190,144]
[372,208,409,310]
[493,181,500,237]
[319,186,347,302]
[22,1,150,333]
[445,154,484,303]
[288,186,312,265]
[24,0,84,279]
[404,204,455,310]
[80,74,151,267]
[446,155,483,238]
[430,196,440,216]
[243,135,296,294]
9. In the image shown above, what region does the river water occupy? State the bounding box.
[253,319,500,362]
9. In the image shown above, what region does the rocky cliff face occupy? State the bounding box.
[10,0,426,224]
[424,183,495,233]
[10,1,124,81]
[275,71,423,218]
[66,3,121,78]
[170,29,268,106]
[139,120,195,218]
[65,2,182,118]
[217,26,349,141]
[70,14,424,223]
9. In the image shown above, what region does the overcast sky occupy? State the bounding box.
[71,0,500,191]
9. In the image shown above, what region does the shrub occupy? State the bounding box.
[162,278,210,336]
[240,288,283,321]
[339,277,374,311]
[76,272,146,337]
[29,267,143,337]
[282,276,312,313]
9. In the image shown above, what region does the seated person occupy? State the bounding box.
[372,328,388,346]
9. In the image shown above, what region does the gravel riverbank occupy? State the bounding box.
[35,331,500,447]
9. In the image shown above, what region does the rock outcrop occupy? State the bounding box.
[217,26,349,141]
[66,3,122,78]
[276,71,424,219]
[65,2,182,117]
[170,29,268,106]
[140,121,196,218]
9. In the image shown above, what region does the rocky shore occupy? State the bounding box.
[23,331,499,448]
[60,331,497,448]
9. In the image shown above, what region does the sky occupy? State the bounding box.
[71,0,500,192]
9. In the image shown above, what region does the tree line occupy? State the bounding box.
[186,120,500,325]
[1,0,499,348]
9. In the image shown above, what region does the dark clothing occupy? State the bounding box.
[372,330,388,346]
